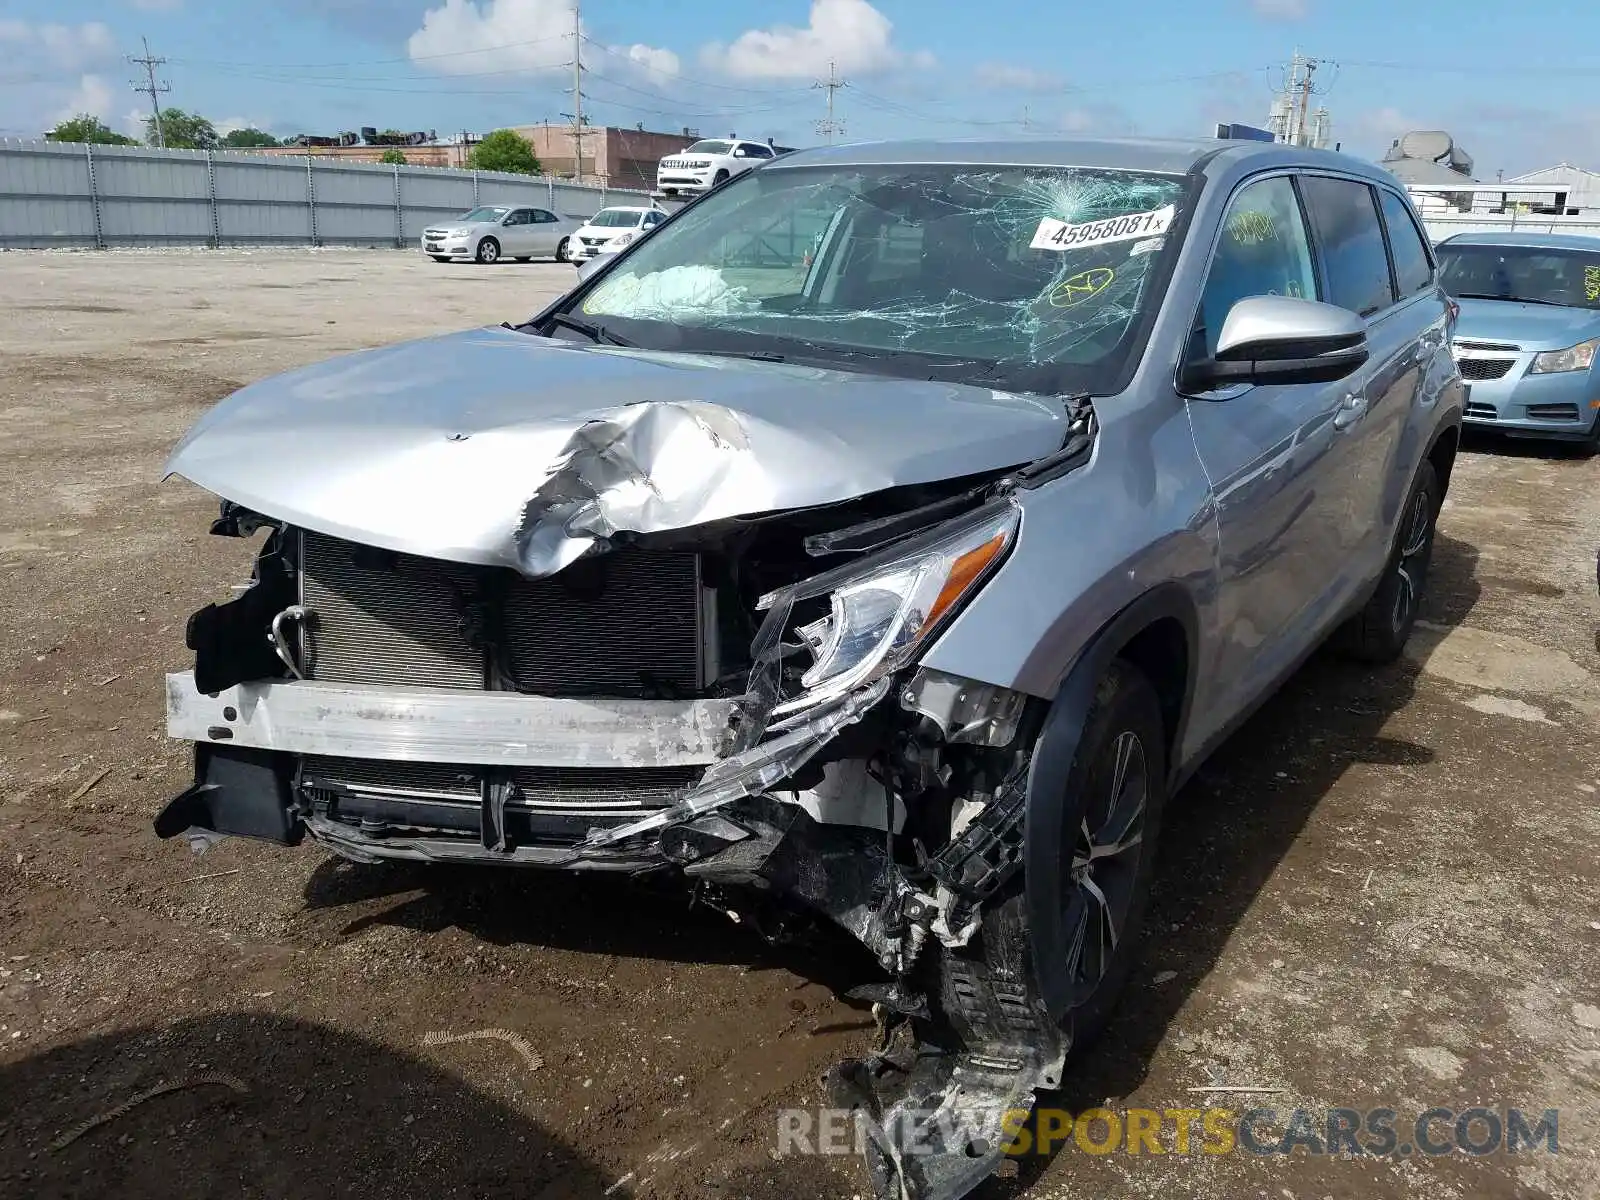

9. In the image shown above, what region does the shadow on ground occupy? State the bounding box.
[0,1013,610,1199]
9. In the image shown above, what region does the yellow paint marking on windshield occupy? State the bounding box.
[1050,267,1115,309]
[1585,264,1600,303]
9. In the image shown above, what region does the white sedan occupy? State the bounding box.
[570,206,668,262]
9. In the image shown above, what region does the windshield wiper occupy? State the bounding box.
[1453,292,1566,307]
[543,312,633,346]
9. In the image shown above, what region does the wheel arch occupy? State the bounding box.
[1425,421,1460,501]
[1020,583,1199,1023]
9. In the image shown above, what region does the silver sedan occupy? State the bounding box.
[420,205,582,264]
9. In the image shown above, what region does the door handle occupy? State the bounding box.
[1333,393,1367,431]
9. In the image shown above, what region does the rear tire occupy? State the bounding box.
[475,238,500,265]
[1336,459,1441,663]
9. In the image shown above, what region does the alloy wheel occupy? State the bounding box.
[1064,729,1149,1004]
[1391,488,1433,633]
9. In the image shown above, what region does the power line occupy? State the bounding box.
[128,36,171,147]
[813,59,848,143]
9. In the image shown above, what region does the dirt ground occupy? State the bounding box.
[1,248,1597,1200]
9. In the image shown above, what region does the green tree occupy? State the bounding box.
[466,128,541,176]
[378,147,408,166]
[221,128,279,148]
[145,108,220,150]
[45,114,137,145]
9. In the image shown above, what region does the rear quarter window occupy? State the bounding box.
[1378,190,1435,298]
[1300,176,1396,317]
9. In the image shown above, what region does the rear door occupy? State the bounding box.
[1182,173,1349,730]
[528,208,561,255]
[1298,177,1442,590]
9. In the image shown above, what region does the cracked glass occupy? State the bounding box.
[574,163,1190,390]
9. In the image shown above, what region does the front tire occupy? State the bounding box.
[1044,661,1168,1051]
[1336,458,1441,663]
[713,169,729,187]
[555,236,571,263]
[475,237,500,265]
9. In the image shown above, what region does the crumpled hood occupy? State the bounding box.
[1454,298,1600,351]
[165,326,1066,576]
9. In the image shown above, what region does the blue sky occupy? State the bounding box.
[5,0,1600,176]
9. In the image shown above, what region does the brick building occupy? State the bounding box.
[257,125,701,187]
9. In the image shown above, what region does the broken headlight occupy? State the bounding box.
[764,503,1020,719]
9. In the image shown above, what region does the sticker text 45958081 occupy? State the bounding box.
[1032,205,1177,252]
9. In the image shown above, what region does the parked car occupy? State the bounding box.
[1435,230,1600,450]
[157,137,1461,1200]
[655,137,784,197]
[569,205,668,263]
[421,204,581,264]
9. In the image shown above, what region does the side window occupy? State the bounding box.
[503,210,530,225]
[748,144,774,158]
[1196,176,1318,357]
[644,212,664,226]
[1299,177,1395,317]
[1377,189,1434,297]
[530,209,555,224]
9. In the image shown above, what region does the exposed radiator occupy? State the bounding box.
[298,530,708,696]
[299,755,702,815]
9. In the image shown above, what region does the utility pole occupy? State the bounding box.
[1269,49,1335,148]
[571,0,584,182]
[128,35,171,147]
[813,60,848,144]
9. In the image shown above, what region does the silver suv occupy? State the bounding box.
[157,137,1462,1200]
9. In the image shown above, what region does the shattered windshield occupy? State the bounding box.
[1437,244,1600,310]
[576,163,1188,388]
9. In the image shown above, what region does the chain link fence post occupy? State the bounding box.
[393,162,404,248]
[84,144,104,250]
[205,150,221,248]
[305,154,319,246]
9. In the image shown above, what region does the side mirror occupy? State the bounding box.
[1179,295,1369,392]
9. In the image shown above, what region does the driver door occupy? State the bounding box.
[499,208,534,255]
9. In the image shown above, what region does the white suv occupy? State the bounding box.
[655,138,778,197]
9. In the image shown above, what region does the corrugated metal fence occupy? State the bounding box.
[0,138,650,250]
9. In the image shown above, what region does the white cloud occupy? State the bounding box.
[626,43,679,78]
[1058,104,1137,136]
[1250,0,1308,18]
[408,0,577,74]
[974,62,1063,93]
[407,0,678,86]
[0,20,118,73]
[51,75,114,124]
[704,0,920,81]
